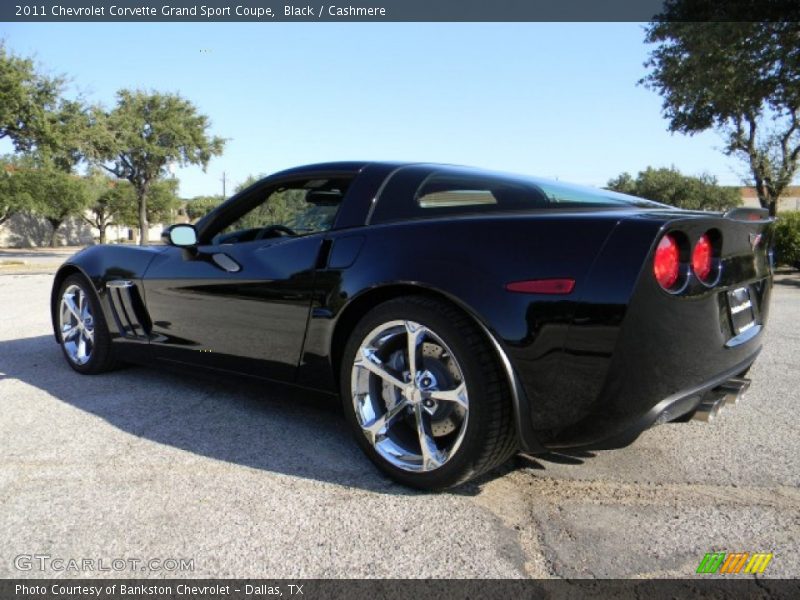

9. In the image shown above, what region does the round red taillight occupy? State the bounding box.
[692,234,713,282]
[654,234,680,289]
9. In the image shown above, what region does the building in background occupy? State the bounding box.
[738,187,800,213]
[0,203,188,248]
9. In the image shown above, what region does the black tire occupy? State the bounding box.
[340,295,517,490]
[55,274,118,374]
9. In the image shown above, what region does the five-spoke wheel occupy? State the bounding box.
[59,283,96,365]
[341,296,517,489]
[351,319,470,473]
[55,274,117,374]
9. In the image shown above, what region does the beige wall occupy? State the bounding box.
[0,200,189,247]
[0,211,167,248]
[739,188,800,213]
[0,214,92,247]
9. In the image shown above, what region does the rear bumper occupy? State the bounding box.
[565,348,760,451]
[504,213,773,453]
[519,268,771,451]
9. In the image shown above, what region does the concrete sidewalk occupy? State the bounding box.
[0,247,83,273]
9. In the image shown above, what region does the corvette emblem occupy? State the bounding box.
[749,233,763,250]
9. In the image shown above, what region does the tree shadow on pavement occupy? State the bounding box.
[2,335,582,496]
[774,271,800,288]
[1,334,428,495]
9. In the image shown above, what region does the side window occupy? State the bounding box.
[418,188,498,208]
[412,173,546,217]
[371,166,662,225]
[212,179,349,244]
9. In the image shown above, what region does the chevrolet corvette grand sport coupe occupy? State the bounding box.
[51,162,774,489]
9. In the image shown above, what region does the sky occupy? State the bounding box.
[0,22,758,198]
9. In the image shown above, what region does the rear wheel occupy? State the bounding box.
[340,296,517,489]
[56,274,117,374]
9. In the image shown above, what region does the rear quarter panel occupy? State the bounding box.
[300,212,625,400]
[304,208,773,452]
[544,212,773,448]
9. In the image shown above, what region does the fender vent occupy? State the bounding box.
[106,280,151,340]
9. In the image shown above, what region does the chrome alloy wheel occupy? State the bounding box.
[351,319,469,472]
[59,284,95,365]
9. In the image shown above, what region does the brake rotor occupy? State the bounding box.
[380,343,465,437]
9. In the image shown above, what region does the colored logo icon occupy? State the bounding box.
[696,552,773,574]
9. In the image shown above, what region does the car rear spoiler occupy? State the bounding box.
[723,207,772,222]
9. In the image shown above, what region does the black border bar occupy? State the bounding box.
[2,579,800,600]
[3,0,800,23]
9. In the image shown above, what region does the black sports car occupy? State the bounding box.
[51,162,774,489]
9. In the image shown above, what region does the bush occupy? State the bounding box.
[774,212,800,268]
[607,167,741,211]
[186,195,224,221]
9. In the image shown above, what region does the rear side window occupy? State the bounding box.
[412,172,547,218]
[418,189,498,208]
[370,166,665,224]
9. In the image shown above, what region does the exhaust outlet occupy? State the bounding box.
[718,377,751,406]
[692,377,751,422]
[693,396,723,422]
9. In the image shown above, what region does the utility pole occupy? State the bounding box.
[221,171,227,199]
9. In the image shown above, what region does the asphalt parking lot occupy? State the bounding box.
[0,265,798,579]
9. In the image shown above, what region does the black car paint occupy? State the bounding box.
[52,162,773,453]
[143,234,324,382]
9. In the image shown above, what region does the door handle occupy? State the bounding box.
[211,253,241,273]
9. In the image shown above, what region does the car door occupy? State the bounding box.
[141,176,350,383]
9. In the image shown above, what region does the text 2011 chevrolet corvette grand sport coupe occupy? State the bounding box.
[51,162,773,489]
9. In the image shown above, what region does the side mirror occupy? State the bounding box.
[163,224,198,247]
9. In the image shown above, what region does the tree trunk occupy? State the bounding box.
[99,225,107,244]
[753,183,777,216]
[758,185,779,216]
[138,188,149,246]
[48,219,62,248]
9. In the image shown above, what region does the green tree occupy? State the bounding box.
[227,175,306,232]
[234,174,265,194]
[185,195,224,221]
[0,44,90,171]
[606,167,742,211]
[774,212,800,268]
[0,156,36,226]
[44,98,93,172]
[641,8,800,215]
[233,174,307,227]
[0,43,62,153]
[145,179,182,229]
[88,90,224,245]
[108,179,181,234]
[82,171,123,244]
[13,163,90,246]
[605,172,636,196]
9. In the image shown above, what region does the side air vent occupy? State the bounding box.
[106,280,151,340]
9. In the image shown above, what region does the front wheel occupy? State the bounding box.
[56,274,118,374]
[340,296,517,490]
